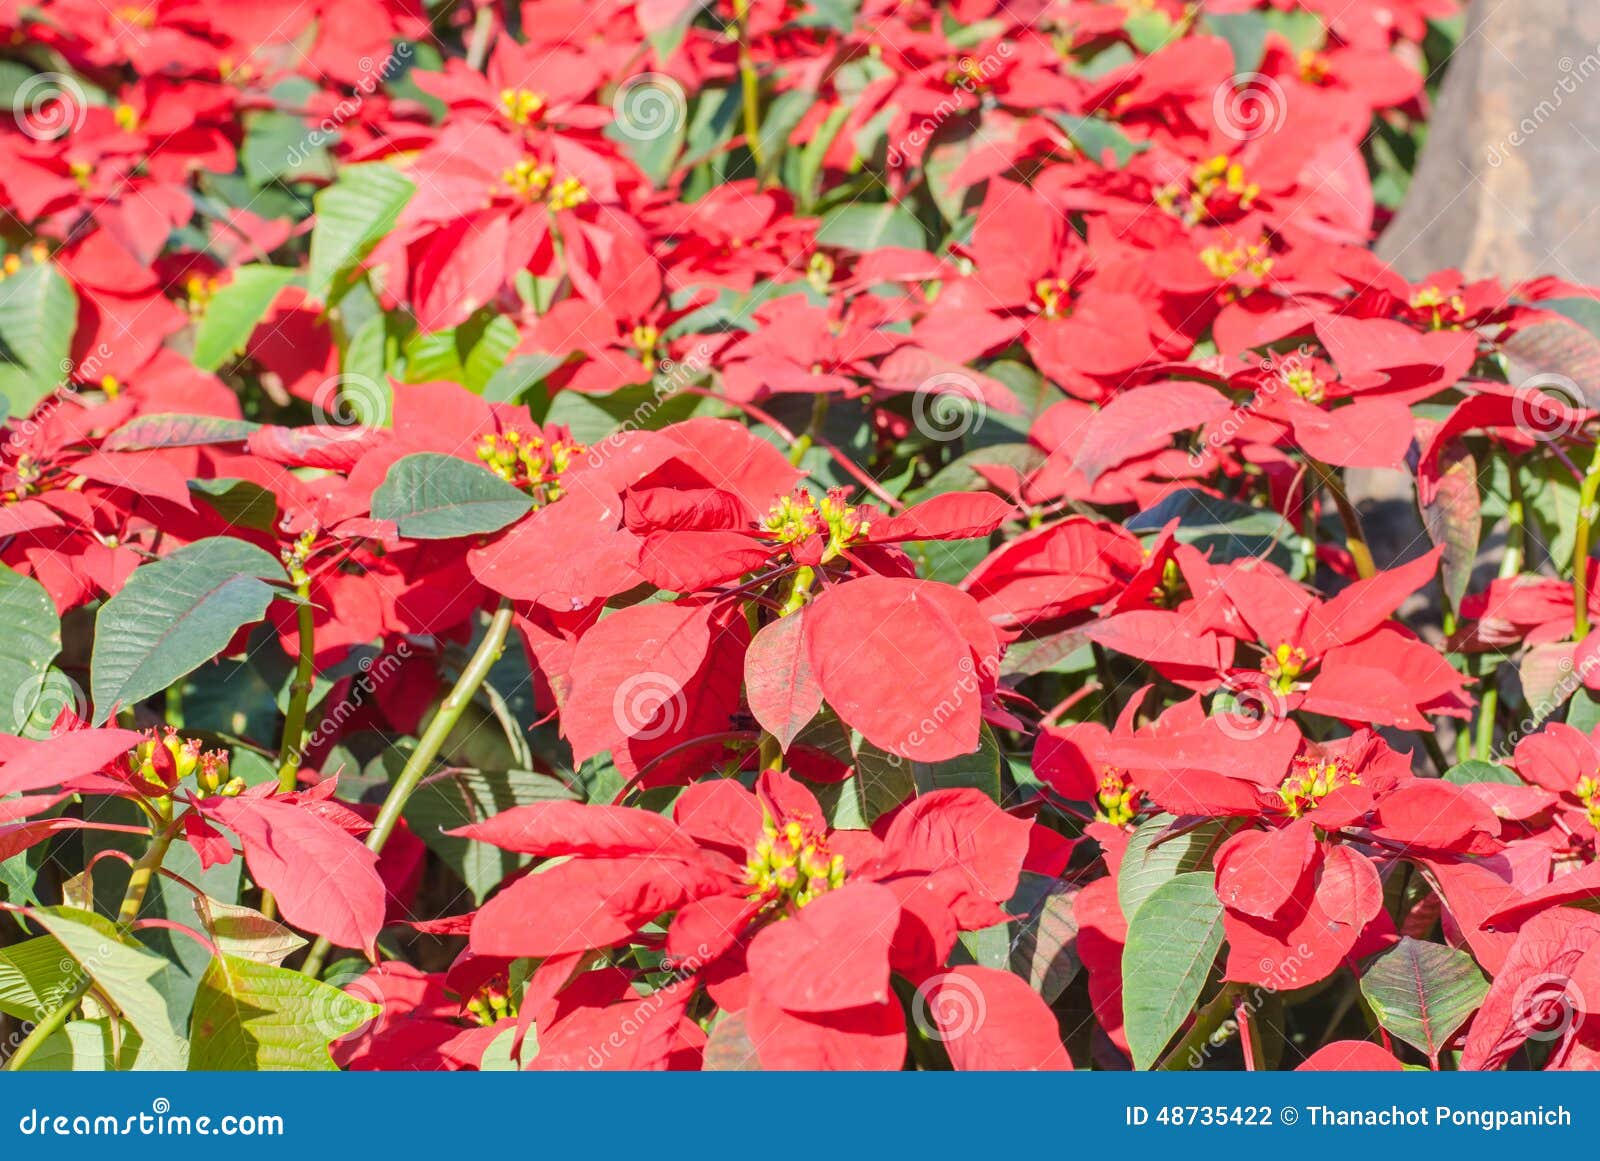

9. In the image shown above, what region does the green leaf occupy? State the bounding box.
[912,723,1003,802]
[1127,487,1301,575]
[1444,759,1520,786]
[0,261,76,414]
[0,564,61,733]
[370,452,533,539]
[815,203,927,251]
[340,313,393,425]
[306,163,416,304]
[1119,814,1236,925]
[1203,11,1271,74]
[13,1019,151,1070]
[188,953,378,1070]
[462,313,521,394]
[1123,872,1225,1070]
[91,537,287,723]
[1124,9,1177,54]
[189,478,281,533]
[239,78,333,186]
[191,265,299,371]
[1543,296,1600,337]
[1569,687,1600,734]
[814,735,916,827]
[1360,936,1489,1062]
[30,906,187,1069]
[542,381,700,441]
[1007,874,1081,1004]
[0,934,76,1020]
[797,105,850,210]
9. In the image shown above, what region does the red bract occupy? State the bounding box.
[454,769,1050,1069]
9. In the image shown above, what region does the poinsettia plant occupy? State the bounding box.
[0,0,1597,1074]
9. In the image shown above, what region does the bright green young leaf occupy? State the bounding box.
[91,537,287,723]
[188,953,379,1070]
[30,906,187,1069]
[0,260,76,415]
[0,933,76,1019]
[12,1019,151,1070]
[1360,936,1489,1063]
[0,564,61,733]
[191,265,299,371]
[1122,872,1225,1070]
[307,163,416,304]
[370,452,534,539]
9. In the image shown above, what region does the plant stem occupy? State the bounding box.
[1501,465,1526,580]
[464,3,496,71]
[275,591,317,792]
[6,816,180,1071]
[1308,458,1375,580]
[732,0,764,170]
[789,394,827,467]
[300,599,515,978]
[1474,665,1499,762]
[1157,981,1246,1070]
[1573,442,1600,640]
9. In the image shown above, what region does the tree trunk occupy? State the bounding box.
[1378,0,1600,283]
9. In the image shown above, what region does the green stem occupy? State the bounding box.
[1501,465,1526,580]
[6,815,180,1071]
[1573,442,1600,640]
[788,395,827,467]
[732,0,764,170]
[300,599,516,978]
[1309,458,1375,580]
[1474,665,1499,762]
[1157,981,1246,1070]
[275,590,316,792]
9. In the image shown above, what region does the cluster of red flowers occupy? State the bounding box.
[2,0,1598,1073]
